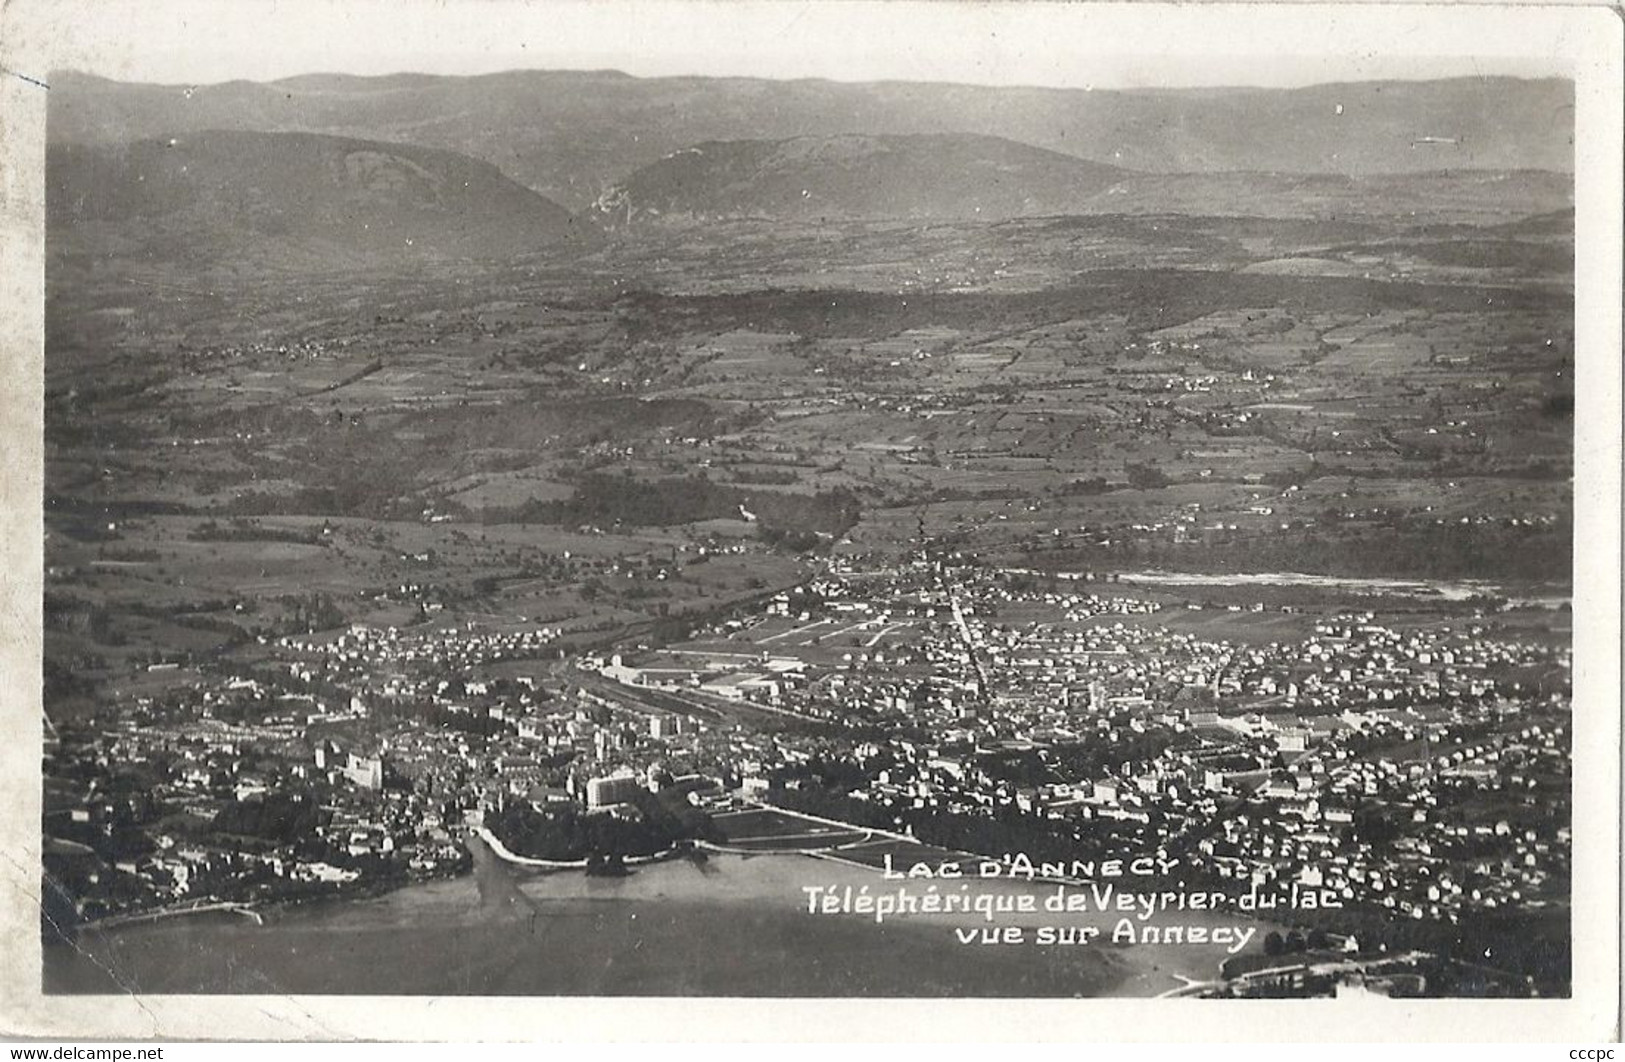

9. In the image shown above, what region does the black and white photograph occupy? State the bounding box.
[1,0,1619,1043]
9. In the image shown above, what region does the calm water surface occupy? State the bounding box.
[45,837,1265,996]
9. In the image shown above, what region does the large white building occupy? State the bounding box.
[585,772,644,809]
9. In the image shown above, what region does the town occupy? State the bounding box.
[43,539,1571,996]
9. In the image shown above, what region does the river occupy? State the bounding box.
[44,835,1281,997]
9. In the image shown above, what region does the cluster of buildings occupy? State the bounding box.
[585,554,1571,949]
[278,621,562,689]
[42,707,470,923]
[43,543,1569,967]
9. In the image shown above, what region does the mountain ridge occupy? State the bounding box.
[48,71,1575,211]
[596,134,1572,228]
[592,133,1129,225]
[48,129,595,269]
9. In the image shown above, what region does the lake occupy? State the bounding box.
[44,835,1275,997]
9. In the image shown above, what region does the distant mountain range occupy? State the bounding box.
[594,134,1572,227]
[47,130,593,268]
[49,71,1574,212]
[591,134,1128,224]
